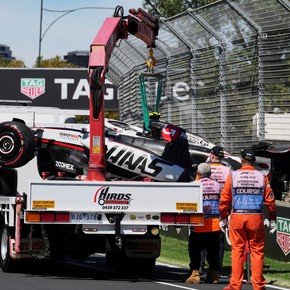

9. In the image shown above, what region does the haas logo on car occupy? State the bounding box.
[94,186,132,206]
[106,141,185,181]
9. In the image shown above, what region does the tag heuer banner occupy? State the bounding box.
[21,78,46,99]
[0,68,118,110]
[276,217,290,256]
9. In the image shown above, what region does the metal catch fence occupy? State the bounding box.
[108,0,290,155]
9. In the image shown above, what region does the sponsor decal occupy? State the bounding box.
[152,215,159,220]
[276,217,290,256]
[93,136,101,154]
[21,78,45,99]
[187,135,210,147]
[59,132,80,141]
[55,160,75,172]
[176,202,197,211]
[161,124,187,142]
[130,214,136,220]
[106,145,171,177]
[32,200,55,209]
[94,186,132,210]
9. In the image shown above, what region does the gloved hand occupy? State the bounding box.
[269,220,277,234]
[219,218,228,233]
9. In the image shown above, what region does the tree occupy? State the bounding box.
[0,57,26,68]
[143,0,216,18]
[34,56,79,68]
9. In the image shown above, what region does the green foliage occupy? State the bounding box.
[35,55,80,68]
[105,110,119,120]
[158,234,189,267]
[264,83,290,113]
[75,115,89,124]
[0,57,26,67]
[143,0,216,17]
[74,111,119,124]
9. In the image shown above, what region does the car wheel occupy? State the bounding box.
[0,121,35,168]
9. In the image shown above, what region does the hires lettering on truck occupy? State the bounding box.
[94,186,132,206]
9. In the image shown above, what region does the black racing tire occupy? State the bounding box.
[0,225,16,272]
[0,121,35,168]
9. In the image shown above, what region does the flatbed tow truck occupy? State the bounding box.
[0,7,204,276]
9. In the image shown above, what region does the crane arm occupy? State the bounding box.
[87,6,159,181]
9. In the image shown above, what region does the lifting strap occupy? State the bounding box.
[139,72,163,132]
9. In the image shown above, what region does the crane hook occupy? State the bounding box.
[146,47,157,73]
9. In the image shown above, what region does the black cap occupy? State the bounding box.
[211,145,224,158]
[241,148,256,162]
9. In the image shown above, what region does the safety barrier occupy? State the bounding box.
[109,0,290,155]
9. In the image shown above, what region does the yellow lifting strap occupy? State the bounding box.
[146,47,157,72]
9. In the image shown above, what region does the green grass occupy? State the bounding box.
[158,235,290,288]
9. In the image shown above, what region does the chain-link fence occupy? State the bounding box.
[108,0,290,155]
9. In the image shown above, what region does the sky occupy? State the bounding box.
[0,0,143,67]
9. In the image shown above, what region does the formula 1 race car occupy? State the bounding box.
[0,118,241,187]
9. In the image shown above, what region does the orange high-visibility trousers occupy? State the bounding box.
[229,213,266,290]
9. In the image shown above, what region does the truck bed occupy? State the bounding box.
[24,180,204,233]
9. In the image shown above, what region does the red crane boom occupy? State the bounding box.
[87,6,159,181]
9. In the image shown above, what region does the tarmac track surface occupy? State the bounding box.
[0,255,288,290]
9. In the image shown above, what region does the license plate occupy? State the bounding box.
[70,212,99,223]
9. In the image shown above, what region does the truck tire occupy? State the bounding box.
[0,225,15,272]
[0,121,35,168]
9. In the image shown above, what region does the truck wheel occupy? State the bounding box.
[0,225,15,272]
[0,121,35,168]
